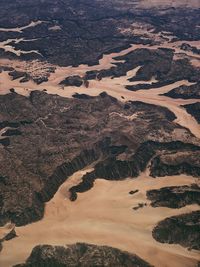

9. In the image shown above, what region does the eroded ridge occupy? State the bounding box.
[69,140,200,201]
[153,211,200,250]
[0,90,199,227]
[13,243,153,267]
[147,185,200,209]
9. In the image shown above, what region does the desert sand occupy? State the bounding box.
[0,29,200,267]
[0,21,44,33]
[0,169,199,267]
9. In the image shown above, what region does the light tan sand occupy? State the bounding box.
[0,38,42,56]
[0,223,15,241]
[0,170,199,267]
[0,21,44,33]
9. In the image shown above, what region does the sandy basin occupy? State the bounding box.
[0,170,199,267]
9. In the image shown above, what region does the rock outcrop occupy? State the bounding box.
[147,184,200,208]
[180,43,200,55]
[152,211,200,250]
[14,243,153,267]
[69,141,200,201]
[163,82,200,99]
[149,150,200,177]
[59,76,83,87]
[183,102,200,124]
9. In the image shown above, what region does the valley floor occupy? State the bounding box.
[0,170,199,267]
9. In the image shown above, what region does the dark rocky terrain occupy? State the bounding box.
[147,184,200,208]
[183,102,200,123]
[8,67,55,84]
[0,0,147,66]
[14,243,153,267]
[0,0,200,67]
[153,211,200,250]
[59,76,83,87]
[180,43,200,55]
[164,82,200,99]
[149,150,200,177]
[0,91,199,226]
[0,1,200,266]
[84,49,200,90]
[69,141,200,201]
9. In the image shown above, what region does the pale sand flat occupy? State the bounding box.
[0,171,199,267]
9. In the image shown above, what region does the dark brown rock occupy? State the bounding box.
[153,211,200,250]
[164,82,200,99]
[147,184,200,208]
[60,76,83,87]
[14,243,153,267]
[183,102,200,123]
[0,91,199,226]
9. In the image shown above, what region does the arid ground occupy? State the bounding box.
[0,1,200,267]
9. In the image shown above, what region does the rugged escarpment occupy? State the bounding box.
[0,149,100,227]
[0,90,198,226]
[37,149,100,204]
[14,243,153,267]
[147,184,200,208]
[149,150,200,178]
[152,211,200,250]
[69,141,200,201]
[70,141,200,201]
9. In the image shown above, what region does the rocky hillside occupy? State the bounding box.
[147,184,200,208]
[183,103,200,124]
[164,82,200,99]
[14,243,153,267]
[153,211,200,250]
[0,90,199,226]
